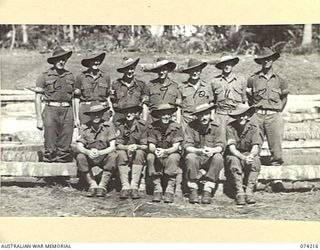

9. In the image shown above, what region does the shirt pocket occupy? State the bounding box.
[253,86,267,102]
[269,88,281,103]
[44,79,57,93]
[98,82,109,98]
[230,85,244,102]
[64,79,74,94]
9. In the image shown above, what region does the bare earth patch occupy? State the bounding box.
[1,185,319,220]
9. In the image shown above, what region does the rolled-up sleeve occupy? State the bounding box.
[213,126,226,152]
[183,124,195,149]
[226,125,237,146]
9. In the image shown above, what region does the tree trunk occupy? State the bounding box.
[21,25,28,45]
[10,25,16,50]
[302,24,312,46]
[63,25,68,40]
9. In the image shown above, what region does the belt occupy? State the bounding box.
[256,109,279,115]
[46,101,71,107]
[81,101,108,106]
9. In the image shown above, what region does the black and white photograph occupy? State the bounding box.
[1,23,320,222]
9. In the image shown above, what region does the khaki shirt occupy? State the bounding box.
[226,116,263,153]
[115,118,148,145]
[247,71,289,110]
[184,119,226,151]
[75,70,111,102]
[144,77,179,110]
[36,68,75,102]
[211,74,247,111]
[110,78,146,109]
[147,120,183,149]
[77,120,116,150]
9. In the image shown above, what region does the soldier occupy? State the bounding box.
[226,104,263,205]
[142,57,180,121]
[115,103,148,200]
[34,47,75,162]
[75,103,118,197]
[110,57,146,122]
[74,51,111,125]
[212,54,247,126]
[184,103,225,204]
[177,59,214,127]
[247,48,289,166]
[147,104,183,203]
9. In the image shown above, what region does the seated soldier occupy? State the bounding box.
[114,103,148,200]
[184,103,225,204]
[75,103,118,197]
[226,104,263,205]
[147,104,183,203]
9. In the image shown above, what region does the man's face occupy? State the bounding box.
[222,62,233,74]
[158,67,168,79]
[124,67,135,79]
[126,111,138,121]
[89,60,101,70]
[54,58,67,70]
[262,57,273,69]
[237,114,250,126]
[90,111,104,124]
[197,111,211,125]
[188,69,201,81]
[160,112,172,124]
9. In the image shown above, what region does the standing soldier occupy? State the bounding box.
[247,48,289,166]
[110,57,146,122]
[34,47,75,162]
[177,59,214,127]
[75,103,118,197]
[184,103,225,204]
[142,57,180,121]
[74,51,111,126]
[226,105,263,205]
[115,103,148,200]
[212,54,247,126]
[147,104,183,203]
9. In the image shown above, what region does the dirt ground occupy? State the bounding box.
[1,50,320,94]
[1,184,320,220]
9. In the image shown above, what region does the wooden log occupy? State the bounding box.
[284,122,320,140]
[0,161,77,177]
[0,176,79,185]
[283,113,320,123]
[256,181,320,191]
[1,89,34,95]
[262,139,320,149]
[1,151,40,162]
[0,95,35,102]
[1,144,43,151]
[258,165,320,180]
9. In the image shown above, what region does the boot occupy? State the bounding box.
[245,171,259,204]
[97,170,111,197]
[231,169,245,205]
[83,171,98,197]
[138,165,147,197]
[118,165,131,199]
[152,176,163,202]
[202,181,214,204]
[131,164,144,199]
[164,176,176,203]
[175,169,183,198]
[187,181,199,204]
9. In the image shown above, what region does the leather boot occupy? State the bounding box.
[164,176,176,203]
[231,169,245,205]
[118,165,131,199]
[202,181,214,204]
[138,165,147,197]
[187,181,199,204]
[97,170,111,197]
[152,176,163,202]
[245,171,259,204]
[84,171,98,197]
[131,164,144,199]
[175,169,183,198]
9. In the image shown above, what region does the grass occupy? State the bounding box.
[1,49,320,94]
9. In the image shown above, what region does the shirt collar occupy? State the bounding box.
[151,77,172,87]
[258,70,276,79]
[84,70,103,79]
[220,73,237,82]
[186,80,205,88]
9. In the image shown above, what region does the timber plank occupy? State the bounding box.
[258,165,320,180]
[0,161,77,177]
